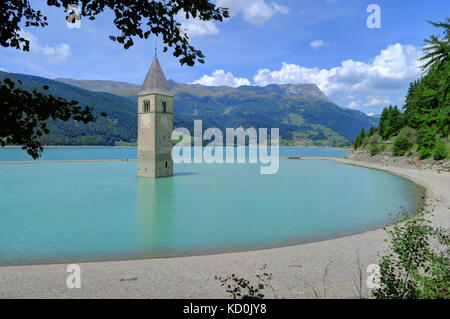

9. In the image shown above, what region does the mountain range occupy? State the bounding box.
[1,70,378,146]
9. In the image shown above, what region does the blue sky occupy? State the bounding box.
[1,0,449,115]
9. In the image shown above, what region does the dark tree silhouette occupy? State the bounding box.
[0,78,106,158]
[0,0,229,158]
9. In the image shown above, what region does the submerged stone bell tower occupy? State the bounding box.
[137,55,173,178]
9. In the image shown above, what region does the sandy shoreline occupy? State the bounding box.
[0,158,448,299]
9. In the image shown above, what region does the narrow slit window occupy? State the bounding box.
[162,101,167,113]
[143,100,150,113]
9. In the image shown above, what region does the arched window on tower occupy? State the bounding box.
[143,100,150,113]
[162,101,167,113]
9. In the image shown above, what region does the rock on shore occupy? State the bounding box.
[349,150,450,172]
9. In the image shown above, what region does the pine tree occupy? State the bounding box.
[390,106,404,137]
[353,128,366,150]
[378,108,389,140]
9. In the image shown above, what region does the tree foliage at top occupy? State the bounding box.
[420,18,450,72]
[1,0,229,66]
[0,0,228,158]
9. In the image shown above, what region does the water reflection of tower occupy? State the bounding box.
[137,177,175,257]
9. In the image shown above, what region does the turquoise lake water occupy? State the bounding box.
[0,147,348,161]
[0,148,423,266]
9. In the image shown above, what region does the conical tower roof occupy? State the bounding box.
[139,56,173,96]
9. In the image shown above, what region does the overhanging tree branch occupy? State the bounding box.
[0,0,228,158]
[0,78,105,159]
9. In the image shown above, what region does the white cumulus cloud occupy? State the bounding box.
[347,101,361,109]
[217,0,289,25]
[41,43,71,64]
[253,43,421,109]
[310,40,325,50]
[178,13,220,37]
[364,98,392,107]
[19,31,72,64]
[194,70,251,87]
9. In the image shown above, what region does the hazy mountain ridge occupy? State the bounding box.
[55,78,141,97]
[55,77,378,145]
[1,71,377,146]
[56,78,333,103]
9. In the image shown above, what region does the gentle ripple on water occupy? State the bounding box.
[0,147,348,162]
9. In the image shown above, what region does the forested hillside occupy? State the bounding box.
[353,18,449,160]
[1,69,379,147]
[56,78,379,146]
